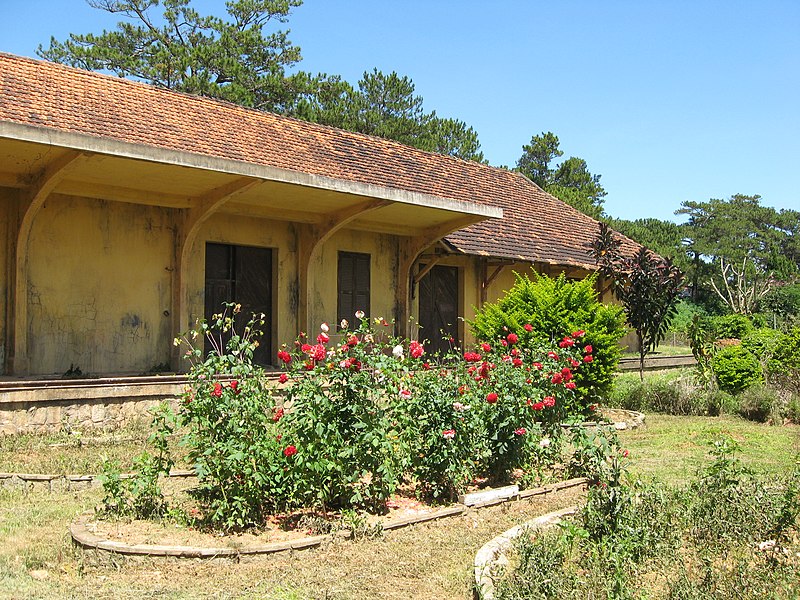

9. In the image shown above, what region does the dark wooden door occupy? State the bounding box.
[204,243,272,365]
[418,265,459,355]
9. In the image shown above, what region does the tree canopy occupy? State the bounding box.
[515,132,606,218]
[39,0,485,161]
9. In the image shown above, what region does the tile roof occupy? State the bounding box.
[0,52,636,270]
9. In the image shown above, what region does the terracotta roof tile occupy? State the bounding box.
[0,52,636,270]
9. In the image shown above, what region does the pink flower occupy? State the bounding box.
[211,382,223,397]
[514,427,527,436]
[311,344,326,362]
[409,340,425,359]
[524,323,533,332]
[507,333,519,344]
[481,342,492,353]
[283,445,297,457]
[279,373,289,384]
[277,350,292,364]
[442,429,456,440]
[543,395,556,408]
[399,389,412,400]
[486,392,498,404]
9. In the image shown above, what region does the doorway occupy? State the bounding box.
[417,265,459,355]
[204,243,273,365]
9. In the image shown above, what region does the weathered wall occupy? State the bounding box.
[312,228,399,329]
[0,187,13,372]
[27,194,175,375]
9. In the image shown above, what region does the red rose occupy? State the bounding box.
[514,427,527,436]
[543,395,556,408]
[300,343,312,353]
[311,344,326,362]
[273,407,284,422]
[409,340,425,359]
[583,355,594,363]
[524,324,533,332]
[507,333,519,344]
[283,445,297,457]
[211,382,223,397]
[512,358,523,368]
[551,373,563,384]
[531,401,545,411]
[481,342,492,353]
[279,373,289,383]
[486,392,498,404]
[317,332,329,345]
[547,351,559,361]
[277,350,292,364]
[584,345,593,354]
[565,382,577,389]
[572,330,586,338]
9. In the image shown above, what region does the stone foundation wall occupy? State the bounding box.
[0,377,186,435]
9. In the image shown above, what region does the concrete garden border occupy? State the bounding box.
[69,478,587,559]
[474,505,579,600]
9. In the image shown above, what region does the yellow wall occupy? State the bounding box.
[0,187,13,369]
[312,228,399,330]
[26,194,174,375]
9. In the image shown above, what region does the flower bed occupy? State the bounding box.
[100,305,620,532]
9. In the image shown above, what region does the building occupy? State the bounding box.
[0,52,619,378]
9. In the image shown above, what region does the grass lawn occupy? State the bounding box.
[0,414,797,598]
[620,413,800,485]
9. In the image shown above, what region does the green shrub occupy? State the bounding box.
[608,371,730,416]
[470,272,626,409]
[741,327,783,358]
[736,384,780,423]
[704,313,754,339]
[668,299,708,334]
[712,345,762,393]
[769,327,800,393]
[761,283,800,331]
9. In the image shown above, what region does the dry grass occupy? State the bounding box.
[0,485,585,599]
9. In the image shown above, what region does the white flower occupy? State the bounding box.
[340,319,349,330]
[355,310,365,320]
[539,437,551,448]
[392,344,404,359]
[320,322,330,333]
[452,402,465,412]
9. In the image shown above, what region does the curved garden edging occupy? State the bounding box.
[70,478,587,559]
[474,505,579,600]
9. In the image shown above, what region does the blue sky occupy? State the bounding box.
[2,0,798,222]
